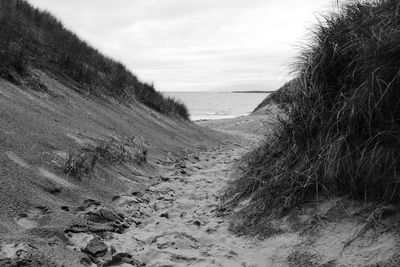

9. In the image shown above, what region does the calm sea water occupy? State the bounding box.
[164,92,269,121]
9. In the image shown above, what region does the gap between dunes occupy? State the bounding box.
[66,132,299,266]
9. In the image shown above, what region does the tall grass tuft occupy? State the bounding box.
[96,135,148,164]
[225,0,400,231]
[64,135,148,179]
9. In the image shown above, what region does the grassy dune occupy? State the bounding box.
[227,0,400,231]
[0,0,189,119]
[252,79,299,112]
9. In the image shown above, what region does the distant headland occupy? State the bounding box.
[231,90,276,93]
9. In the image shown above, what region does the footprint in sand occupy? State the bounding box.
[15,206,51,229]
[112,194,153,221]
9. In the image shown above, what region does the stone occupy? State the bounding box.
[83,238,107,257]
[103,252,143,266]
[83,208,123,224]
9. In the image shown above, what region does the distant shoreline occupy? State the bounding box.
[164,90,276,93]
[231,90,275,94]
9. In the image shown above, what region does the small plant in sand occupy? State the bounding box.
[64,135,147,179]
[64,150,97,179]
[124,135,148,164]
[96,135,148,164]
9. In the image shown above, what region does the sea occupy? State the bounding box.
[164,92,270,121]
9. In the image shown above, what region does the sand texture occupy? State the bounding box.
[0,72,399,266]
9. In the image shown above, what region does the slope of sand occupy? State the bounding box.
[108,116,399,266]
[0,70,226,266]
[1,73,399,266]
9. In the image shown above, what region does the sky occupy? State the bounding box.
[27,0,334,91]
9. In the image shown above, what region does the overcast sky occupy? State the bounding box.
[27,0,334,91]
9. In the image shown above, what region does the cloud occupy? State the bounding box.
[27,0,333,91]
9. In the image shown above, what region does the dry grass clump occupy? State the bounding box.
[64,135,148,179]
[225,0,400,230]
[64,150,97,179]
[96,135,148,164]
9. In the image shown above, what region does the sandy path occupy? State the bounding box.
[107,144,297,267]
[2,114,397,266]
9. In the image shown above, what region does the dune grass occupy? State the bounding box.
[96,135,148,164]
[0,0,189,119]
[225,0,400,233]
[64,135,148,179]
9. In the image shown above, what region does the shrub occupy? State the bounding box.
[225,0,400,231]
[135,83,190,119]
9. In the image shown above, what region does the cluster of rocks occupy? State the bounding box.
[63,199,145,266]
[79,238,143,267]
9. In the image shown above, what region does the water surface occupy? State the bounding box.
[165,92,269,121]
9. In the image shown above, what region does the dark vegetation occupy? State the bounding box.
[64,135,148,179]
[226,0,400,232]
[0,0,189,119]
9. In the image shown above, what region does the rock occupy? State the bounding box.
[99,208,123,222]
[83,238,107,257]
[0,258,42,267]
[80,256,93,266]
[66,221,127,234]
[83,207,123,224]
[103,252,143,267]
[79,199,101,211]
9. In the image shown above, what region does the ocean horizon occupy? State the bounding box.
[164,91,269,121]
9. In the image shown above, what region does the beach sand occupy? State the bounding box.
[0,72,398,266]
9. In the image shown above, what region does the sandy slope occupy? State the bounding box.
[0,71,226,266]
[60,116,300,266]
[63,115,400,266]
[1,72,399,266]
